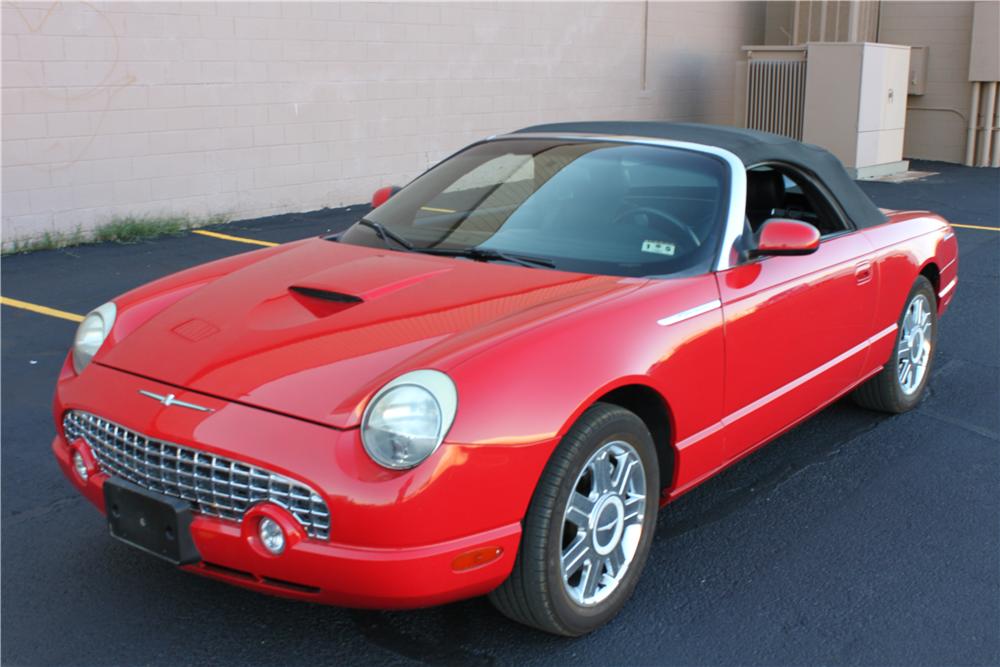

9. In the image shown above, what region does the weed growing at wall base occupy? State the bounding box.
[2,215,230,255]
[3,227,89,255]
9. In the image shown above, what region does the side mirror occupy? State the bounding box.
[371,185,401,209]
[749,219,820,258]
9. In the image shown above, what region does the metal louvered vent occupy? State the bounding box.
[745,49,808,140]
[63,410,330,540]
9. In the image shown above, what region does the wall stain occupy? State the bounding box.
[11,1,138,169]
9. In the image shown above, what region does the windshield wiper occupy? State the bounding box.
[355,220,552,268]
[419,246,555,269]
[358,218,414,251]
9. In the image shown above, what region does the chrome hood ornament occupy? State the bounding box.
[138,390,214,412]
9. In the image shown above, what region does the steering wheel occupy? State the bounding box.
[613,206,702,248]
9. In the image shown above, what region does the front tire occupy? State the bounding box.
[489,403,659,636]
[853,275,937,413]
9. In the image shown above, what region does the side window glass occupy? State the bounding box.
[746,166,849,237]
[782,175,801,194]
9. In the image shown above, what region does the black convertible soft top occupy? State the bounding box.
[513,121,887,229]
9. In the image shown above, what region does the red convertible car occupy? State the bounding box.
[53,122,957,635]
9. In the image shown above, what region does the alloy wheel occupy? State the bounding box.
[560,440,646,607]
[897,293,933,395]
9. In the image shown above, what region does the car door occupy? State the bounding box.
[718,166,879,460]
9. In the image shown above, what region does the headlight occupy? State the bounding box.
[360,369,457,470]
[72,302,116,374]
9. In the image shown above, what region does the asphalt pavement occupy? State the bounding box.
[2,160,998,666]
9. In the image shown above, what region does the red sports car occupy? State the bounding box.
[53,122,957,636]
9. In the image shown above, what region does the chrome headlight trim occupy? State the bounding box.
[360,369,458,470]
[72,301,116,374]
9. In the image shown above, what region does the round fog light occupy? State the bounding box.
[258,517,285,555]
[72,451,88,481]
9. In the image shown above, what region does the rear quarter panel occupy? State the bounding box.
[862,211,957,369]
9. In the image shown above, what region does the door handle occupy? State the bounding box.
[855,261,873,285]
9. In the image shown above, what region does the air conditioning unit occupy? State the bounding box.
[743,42,911,179]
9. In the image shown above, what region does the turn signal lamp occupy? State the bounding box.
[451,546,503,572]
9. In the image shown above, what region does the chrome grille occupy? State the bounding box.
[63,410,330,540]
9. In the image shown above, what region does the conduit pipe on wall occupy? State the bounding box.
[979,82,997,167]
[965,83,980,166]
[965,81,1000,167]
[992,85,1000,168]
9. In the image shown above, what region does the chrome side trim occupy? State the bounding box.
[725,323,898,425]
[939,278,957,298]
[488,133,748,273]
[656,299,722,326]
[675,323,899,450]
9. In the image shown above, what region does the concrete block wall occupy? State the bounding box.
[1,1,765,245]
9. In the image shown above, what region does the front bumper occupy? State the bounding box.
[52,359,554,608]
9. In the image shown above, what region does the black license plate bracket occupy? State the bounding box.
[103,478,201,565]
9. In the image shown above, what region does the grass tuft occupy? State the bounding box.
[4,227,88,254]
[2,214,230,255]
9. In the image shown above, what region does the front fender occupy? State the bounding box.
[444,275,726,497]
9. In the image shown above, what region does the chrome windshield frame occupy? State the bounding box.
[485,132,748,273]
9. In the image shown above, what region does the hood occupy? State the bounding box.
[99,239,638,428]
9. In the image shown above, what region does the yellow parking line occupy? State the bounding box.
[1,296,84,322]
[192,230,279,247]
[951,223,1000,232]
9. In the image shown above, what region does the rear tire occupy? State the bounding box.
[853,275,937,413]
[489,403,659,636]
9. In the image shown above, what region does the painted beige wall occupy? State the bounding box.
[764,0,878,44]
[763,1,986,165]
[878,1,975,164]
[1,1,765,246]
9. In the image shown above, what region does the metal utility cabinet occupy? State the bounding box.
[802,42,911,178]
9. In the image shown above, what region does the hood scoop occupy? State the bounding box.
[284,285,362,319]
[252,256,454,326]
[289,285,363,304]
[293,254,454,302]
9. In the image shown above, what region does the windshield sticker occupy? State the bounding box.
[641,240,676,256]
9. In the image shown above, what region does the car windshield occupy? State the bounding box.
[338,138,730,278]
